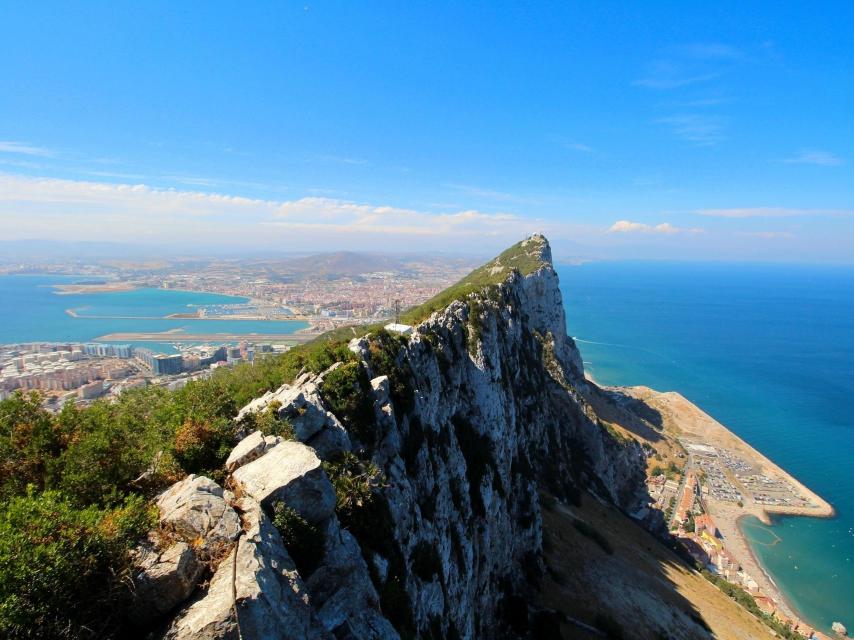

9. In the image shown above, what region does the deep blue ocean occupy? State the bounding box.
[0,275,308,352]
[557,262,854,631]
[2,268,851,628]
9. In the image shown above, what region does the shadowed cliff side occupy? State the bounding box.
[131,235,766,639]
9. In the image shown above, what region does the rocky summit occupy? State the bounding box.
[134,235,650,639]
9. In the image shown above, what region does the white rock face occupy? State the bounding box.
[306,519,398,639]
[157,475,241,548]
[225,430,281,473]
[164,500,328,640]
[147,235,645,640]
[131,541,203,621]
[231,440,336,525]
[235,376,351,460]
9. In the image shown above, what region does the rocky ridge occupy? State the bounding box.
[135,234,647,639]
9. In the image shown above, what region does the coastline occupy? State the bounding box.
[735,511,802,621]
[614,385,835,632]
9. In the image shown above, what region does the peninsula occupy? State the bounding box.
[589,381,835,634]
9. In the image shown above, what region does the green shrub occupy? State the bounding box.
[320,362,376,448]
[270,502,325,577]
[171,418,234,482]
[323,452,383,527]
[0,489,154,639]
[239,403,294,439]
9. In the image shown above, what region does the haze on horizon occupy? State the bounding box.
[1,2,852,262]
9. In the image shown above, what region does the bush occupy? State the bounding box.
[171,418,234,480]
[0,489,154,639]
[320,362,376,448]
[323,452,383,528]
[270,502,325,577]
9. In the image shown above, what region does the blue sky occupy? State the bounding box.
[1,2,852,261]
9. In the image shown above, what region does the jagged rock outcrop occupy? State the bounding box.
[237,373,351,459]
[139,234,646,639]
[225,430,282,473]
[231,441,336,524]
[164,499,327,640]
[157,475,241,549]
[131,541,204,622]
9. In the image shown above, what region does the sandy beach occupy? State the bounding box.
[614,385,835,626]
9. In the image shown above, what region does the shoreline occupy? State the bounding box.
[734,511,802,622]
[613,385,835,633]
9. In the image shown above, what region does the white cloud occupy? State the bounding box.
[634,61,720,89]
[781,149,843,166]
[657,114,726,145]
[308,154,369,166]
[444,183,538,204]
[0,140,54,157]
[0,173,532,248]
[563,141,593,153]
[608,220,704,234]
[697,207,854,218]
[270,197,519,237]
[742,231,795,239]
[677,43,742,60]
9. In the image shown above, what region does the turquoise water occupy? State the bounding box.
[557,262,854,631]
[0,275,308,352]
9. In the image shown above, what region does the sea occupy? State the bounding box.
[557,261,854,632]
[0,274,308,352]
[2,267,852,629]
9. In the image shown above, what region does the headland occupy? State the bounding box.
[596,381,836,635]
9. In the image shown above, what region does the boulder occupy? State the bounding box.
[305,417,351,460]
[231,441,336,525]
[164,500,328,640]
[275,386,328,441]
[131,541,203,622]
[157,475,241,548]
[225,430,281,473]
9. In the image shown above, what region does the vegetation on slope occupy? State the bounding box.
[0,336,359,638]
[400,235,548,325]
[0,235,552,637]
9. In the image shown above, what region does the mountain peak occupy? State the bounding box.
[400,234,553,325]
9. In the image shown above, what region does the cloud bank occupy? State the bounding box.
[0,173,530,249]
[608,220,704,234]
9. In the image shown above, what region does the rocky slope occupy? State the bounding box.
[135,235,650,639]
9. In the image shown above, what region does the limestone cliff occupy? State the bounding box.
[139,235,648,639]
